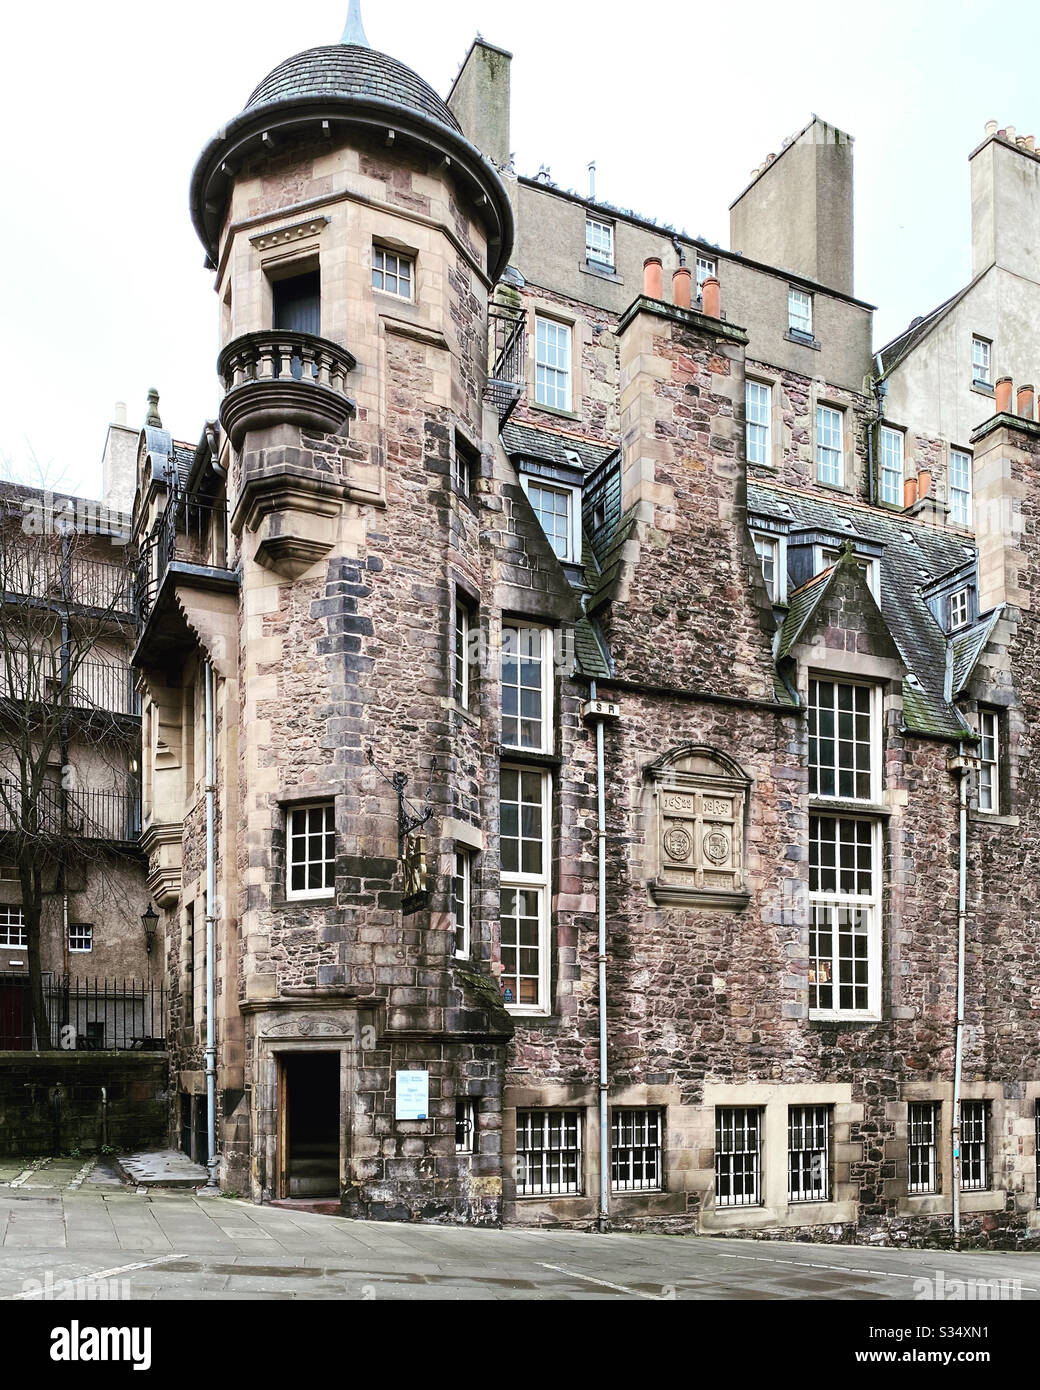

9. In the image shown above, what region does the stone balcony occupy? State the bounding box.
[217,331,357,451]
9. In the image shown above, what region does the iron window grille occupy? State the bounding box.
[0,906,26,947]
[960,1101,988,1191]
[611,1108,663,1192]
[815,404,843,486]
[788,1106,830,1202]
[534,316,571,411]
[499,767,550,1011]
[978,710,999,814]
[908,1101,939,1194]
[456,1097,477,1154]
[516,1109,582,1195]
[972,336,992,386]
[746,381,771,466]
[372,246,413,299]
[789,288,813,335]
[452,848,472,958]
[68,923,94,953]
[950,449,973,526]
[879,426,905,506]
[585,217,614,269]
[715,1107,762,1207]
[286,802,336,899]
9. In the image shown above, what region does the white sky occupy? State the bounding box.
[0,0,1033,496]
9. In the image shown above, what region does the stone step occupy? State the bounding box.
[117,1149,211,1189]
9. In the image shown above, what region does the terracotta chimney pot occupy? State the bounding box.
[985,119,998,137]
[917,468,932,499]
[996,376,1014,413]
[672,266,693,310]
[904,476,918,509]
[701,276,721,319]
[643,257,663,300]
[1018,383,1035,419]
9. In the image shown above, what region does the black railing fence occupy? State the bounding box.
[135,490,229,623]
[485,305,526,423]
[0,973,165,1051]
[0,785,141,842]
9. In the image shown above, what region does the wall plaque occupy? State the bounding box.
[395,1070,430,1120]
[645,745,751,909]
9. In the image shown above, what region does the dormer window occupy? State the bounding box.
[949,587,971,631]
[521,476,582,564]
[818,546,879,603]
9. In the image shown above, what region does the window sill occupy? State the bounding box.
[580,261,623,285]
[284,893,336,906]
[373,287,417,308]
[529,402,582,423]
[448,699,480,728]
[809,1011,883,1025]
[505,1006,552,1020]
[969,810,1018,827]
[450,483,478,515]
[971,381,995,398]
[785,330,821,351]
[814,479,855,496]
[808,798,891,818]
[499,747,561,768]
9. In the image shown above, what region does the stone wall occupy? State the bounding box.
[0,1052,168,1156]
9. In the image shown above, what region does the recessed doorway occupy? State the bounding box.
[279,1052,341,1199]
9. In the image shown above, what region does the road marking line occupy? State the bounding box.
[4,1253,189,1299]
[537,1262,667,1300]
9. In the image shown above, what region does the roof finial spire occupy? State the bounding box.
[341,0,370,46]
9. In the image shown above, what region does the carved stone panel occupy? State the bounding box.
[646,746,752,909]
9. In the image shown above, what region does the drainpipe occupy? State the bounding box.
[590,679,609,1232]
[204,660,218,1190]
[952,743,968,1248]
[868,351,886,507]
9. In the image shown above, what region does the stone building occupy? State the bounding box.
[0,420,153,1051]
[132,4,1040,1242]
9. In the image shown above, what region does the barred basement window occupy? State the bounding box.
[0,906,26,947]
[908,1101,939,1194]
[816,404,843,486]
[452,848,472,958]
[372,246,413,299]
[456,1098,476,1154]
[715,1107,762,1207]
[788,1106,830,1202]
[516,1109,582,1195]
[611,1109,663,1192]
[286,802,336,899]
[960,1101,988,1191]
[68,923,93,954]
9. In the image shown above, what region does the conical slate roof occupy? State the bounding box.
[246,44,462,134]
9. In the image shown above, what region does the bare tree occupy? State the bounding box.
[0,485,139,1048]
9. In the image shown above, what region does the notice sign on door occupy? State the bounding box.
[395,1070,430,1121]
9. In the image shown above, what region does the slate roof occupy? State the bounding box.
[951,607,1003,696]
[246,45,462,132]
[749,481,979,739]
[501,421,617,474]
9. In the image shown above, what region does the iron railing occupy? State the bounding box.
[1,658,139,717]
[2,553,133,614]
[67,659,140,716]
[135,489,229,623]
[0,972,165,1050]
[485,305,527,424]
[0,785,141,842]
